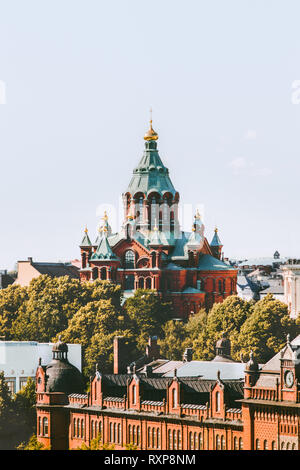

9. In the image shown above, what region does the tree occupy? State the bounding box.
[0,372,17,449]
[0,284,27,340]
[238,294,299,363]
[125,289,173,351]
[13,378,36,446]
[158,320,186,360]
[17,434,47,450]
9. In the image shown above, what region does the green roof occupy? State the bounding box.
[80,231,92,247]
[198,254,236,271]
[211,230,222,247]
[91,234,119,261]
[126,140,177,198]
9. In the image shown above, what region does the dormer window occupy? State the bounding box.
[172,388,177,408]
[216,391,220,412]
[132,384,137,405]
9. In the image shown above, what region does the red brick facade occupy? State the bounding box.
[36,336,300,451]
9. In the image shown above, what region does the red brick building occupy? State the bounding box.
[79,120,237,318]
[36,335,300,450]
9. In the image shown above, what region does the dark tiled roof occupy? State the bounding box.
[0,273,14,289]
[33,262,80,279]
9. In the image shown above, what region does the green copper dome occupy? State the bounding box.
[126,140,177,198]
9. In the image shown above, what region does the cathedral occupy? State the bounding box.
[79,119,237,317]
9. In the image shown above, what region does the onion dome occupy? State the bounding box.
[45,338,84,394]
[245,350,259,372]
[97,211,112,237]
[80,226,92,247]
[144,116,158,141]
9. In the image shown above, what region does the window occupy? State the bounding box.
[91,420,94,439]
[263,440,268,450]
[19,377,28,390]
[137,426,140,446]
[194,432,198,450]
[145,277,152,289]
[138,277,144,289]
[176,430,181,450]
[256,439,260,450]
[189,431,194,450]
[221,435,226,450]
[38,417,41,436]
[216,391,220,412]
[271,441,276,450]
[118,423,121,444]
[199,432,203,450]
[152,428,156,448]
[286,442,290,450]
[157,429,160,449]
[239,437,243,450]
[125,274,134,290]
[125,250,135,268]
[43,417,48,436]
[100,268,107,280]
[168,429,172,449]
[110,422,113,442]
[132,385,136,405]
[92,267,98,280]
[173,430,177,450]
[77,419,80,438]
[114,423,117,443]
[129,425,132,444]
[216,434,220,450]
[172,388,177,408]
[81,419,84,439]
[5,378,16,395]
[73,418,76,437]
[234,437,238,450]
[133,426,136,445]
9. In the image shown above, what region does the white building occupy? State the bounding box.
[0,341,81,394]
[283,264,300,319]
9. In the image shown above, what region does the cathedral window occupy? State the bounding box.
[125,250,135,268]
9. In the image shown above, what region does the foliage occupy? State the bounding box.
[238,294,299,363]
[158,320,186,360]
[17,434,47,450]
[125,442,138,450]
[14,378,37,445]
[76,435,115,450]
[125,289,173,351]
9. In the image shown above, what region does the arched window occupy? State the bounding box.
[133,425,136,445]
[81,419,84,439]
[137,426,140,446]
[281,442,285,450]
[256,439,260,450]
[190,431,194,450]
[216,434,220,450]
[148,427,151,447]
[152,428,156,448]
[172,388,177,408]
[286,442,290,450]
[234,436,238,450]
[221,435,226,450]
[73,418,76,437]
[194,432,198,450]
[38,417,41,436]
[43,417,49,436]
[82,252,86,269]
[271,441,276,450]
[132,385,136,405]
[129,425,132,444]
[99,421,102,440]
[218,280,224,293]
[118,423,121,444]
[100,268,107,280]
[157,429,160,449]
[92,267,98,280]
[173,430,177,450]
[159,211,162,231]
[77,418,80,438]
[177,430,181,450]
[239,437,243,450]
[145,277,152,289]
[125,250,135,268]
[170,211,174,232]
[113,423,117,443]
[263,440,268,450]
[216,391,220,412]
[199,432,203,450]
[138,277,144,289]
[292,443,296,450]
[168,429,172,449]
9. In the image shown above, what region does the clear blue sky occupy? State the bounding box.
[1,0,300,270]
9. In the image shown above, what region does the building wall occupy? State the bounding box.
[0,341,81,394]
[14,260,41,287]
[283,265,300,319]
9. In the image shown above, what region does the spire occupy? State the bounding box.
[211,227,223,247]
[149,219,163,246]
[91,228,119,261]
[80,226,92,247]
[144,108,158,141]
[95,212,112,244]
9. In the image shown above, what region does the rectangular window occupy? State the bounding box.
[5,378,16,395]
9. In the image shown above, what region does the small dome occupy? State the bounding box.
[245,350,258,372]
[52,337,68,353]
[144,120,158,141]
[45,360,84,394]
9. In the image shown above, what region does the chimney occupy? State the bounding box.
[145,336,160,361]
[183,348,193,362]
[113,336,129,374]
[27,257,33,264]
[145,365,153,377]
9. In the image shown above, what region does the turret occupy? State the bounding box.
[210,227,223,260]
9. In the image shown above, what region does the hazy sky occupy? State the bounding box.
[1,0,300,270]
